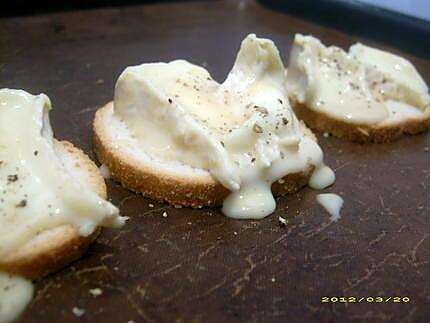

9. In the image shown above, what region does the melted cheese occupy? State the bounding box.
[316,193,344,221]
[0,272,33,323]
[286,34,430,125]
[114,34,335,219]
[0,89,126,258]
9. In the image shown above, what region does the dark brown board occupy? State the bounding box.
[0,0,429,322]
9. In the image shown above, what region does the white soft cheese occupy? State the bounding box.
[114,34,335,219]
[0,89,126,258]
[286,34,430,125]
[350,43,430,110]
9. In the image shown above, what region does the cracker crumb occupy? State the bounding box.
[148,203,154,208]
[162,211,168,218]
[89,288,103,297]
[278,216,287,227]
[72,307,85,317]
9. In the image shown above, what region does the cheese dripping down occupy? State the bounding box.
[0,272,34,323]
[114,34,335,219]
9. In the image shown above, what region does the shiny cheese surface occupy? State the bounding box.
[286,34,430,125]
[0,89,125,258]
[114,34,335,219]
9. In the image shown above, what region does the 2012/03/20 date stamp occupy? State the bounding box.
[321,296,411,303]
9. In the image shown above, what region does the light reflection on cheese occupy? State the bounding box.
[114,34,335,219]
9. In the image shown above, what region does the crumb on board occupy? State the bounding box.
[72,307,85,317]
[89,288,103,297]
[162,211,168,217]
[278,216,287,227]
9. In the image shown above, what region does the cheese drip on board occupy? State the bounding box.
[114,34,335,219]
[0,272,33,323]
[286,34,430,125]
[0,89,126,258]
[316,193,344,222]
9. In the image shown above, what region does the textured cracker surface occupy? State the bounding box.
[291,100,430,143]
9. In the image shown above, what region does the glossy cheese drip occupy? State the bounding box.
[286,34,430,125]
[316,193,344,221]
[0,89,126,258]
[0,272,33,323]
[114,34,335,219]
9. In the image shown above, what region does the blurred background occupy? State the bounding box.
[2,0,429,57]
[359,0,429,21]
[2,0,430,21]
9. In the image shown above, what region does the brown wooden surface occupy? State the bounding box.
[1,0,429,322]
